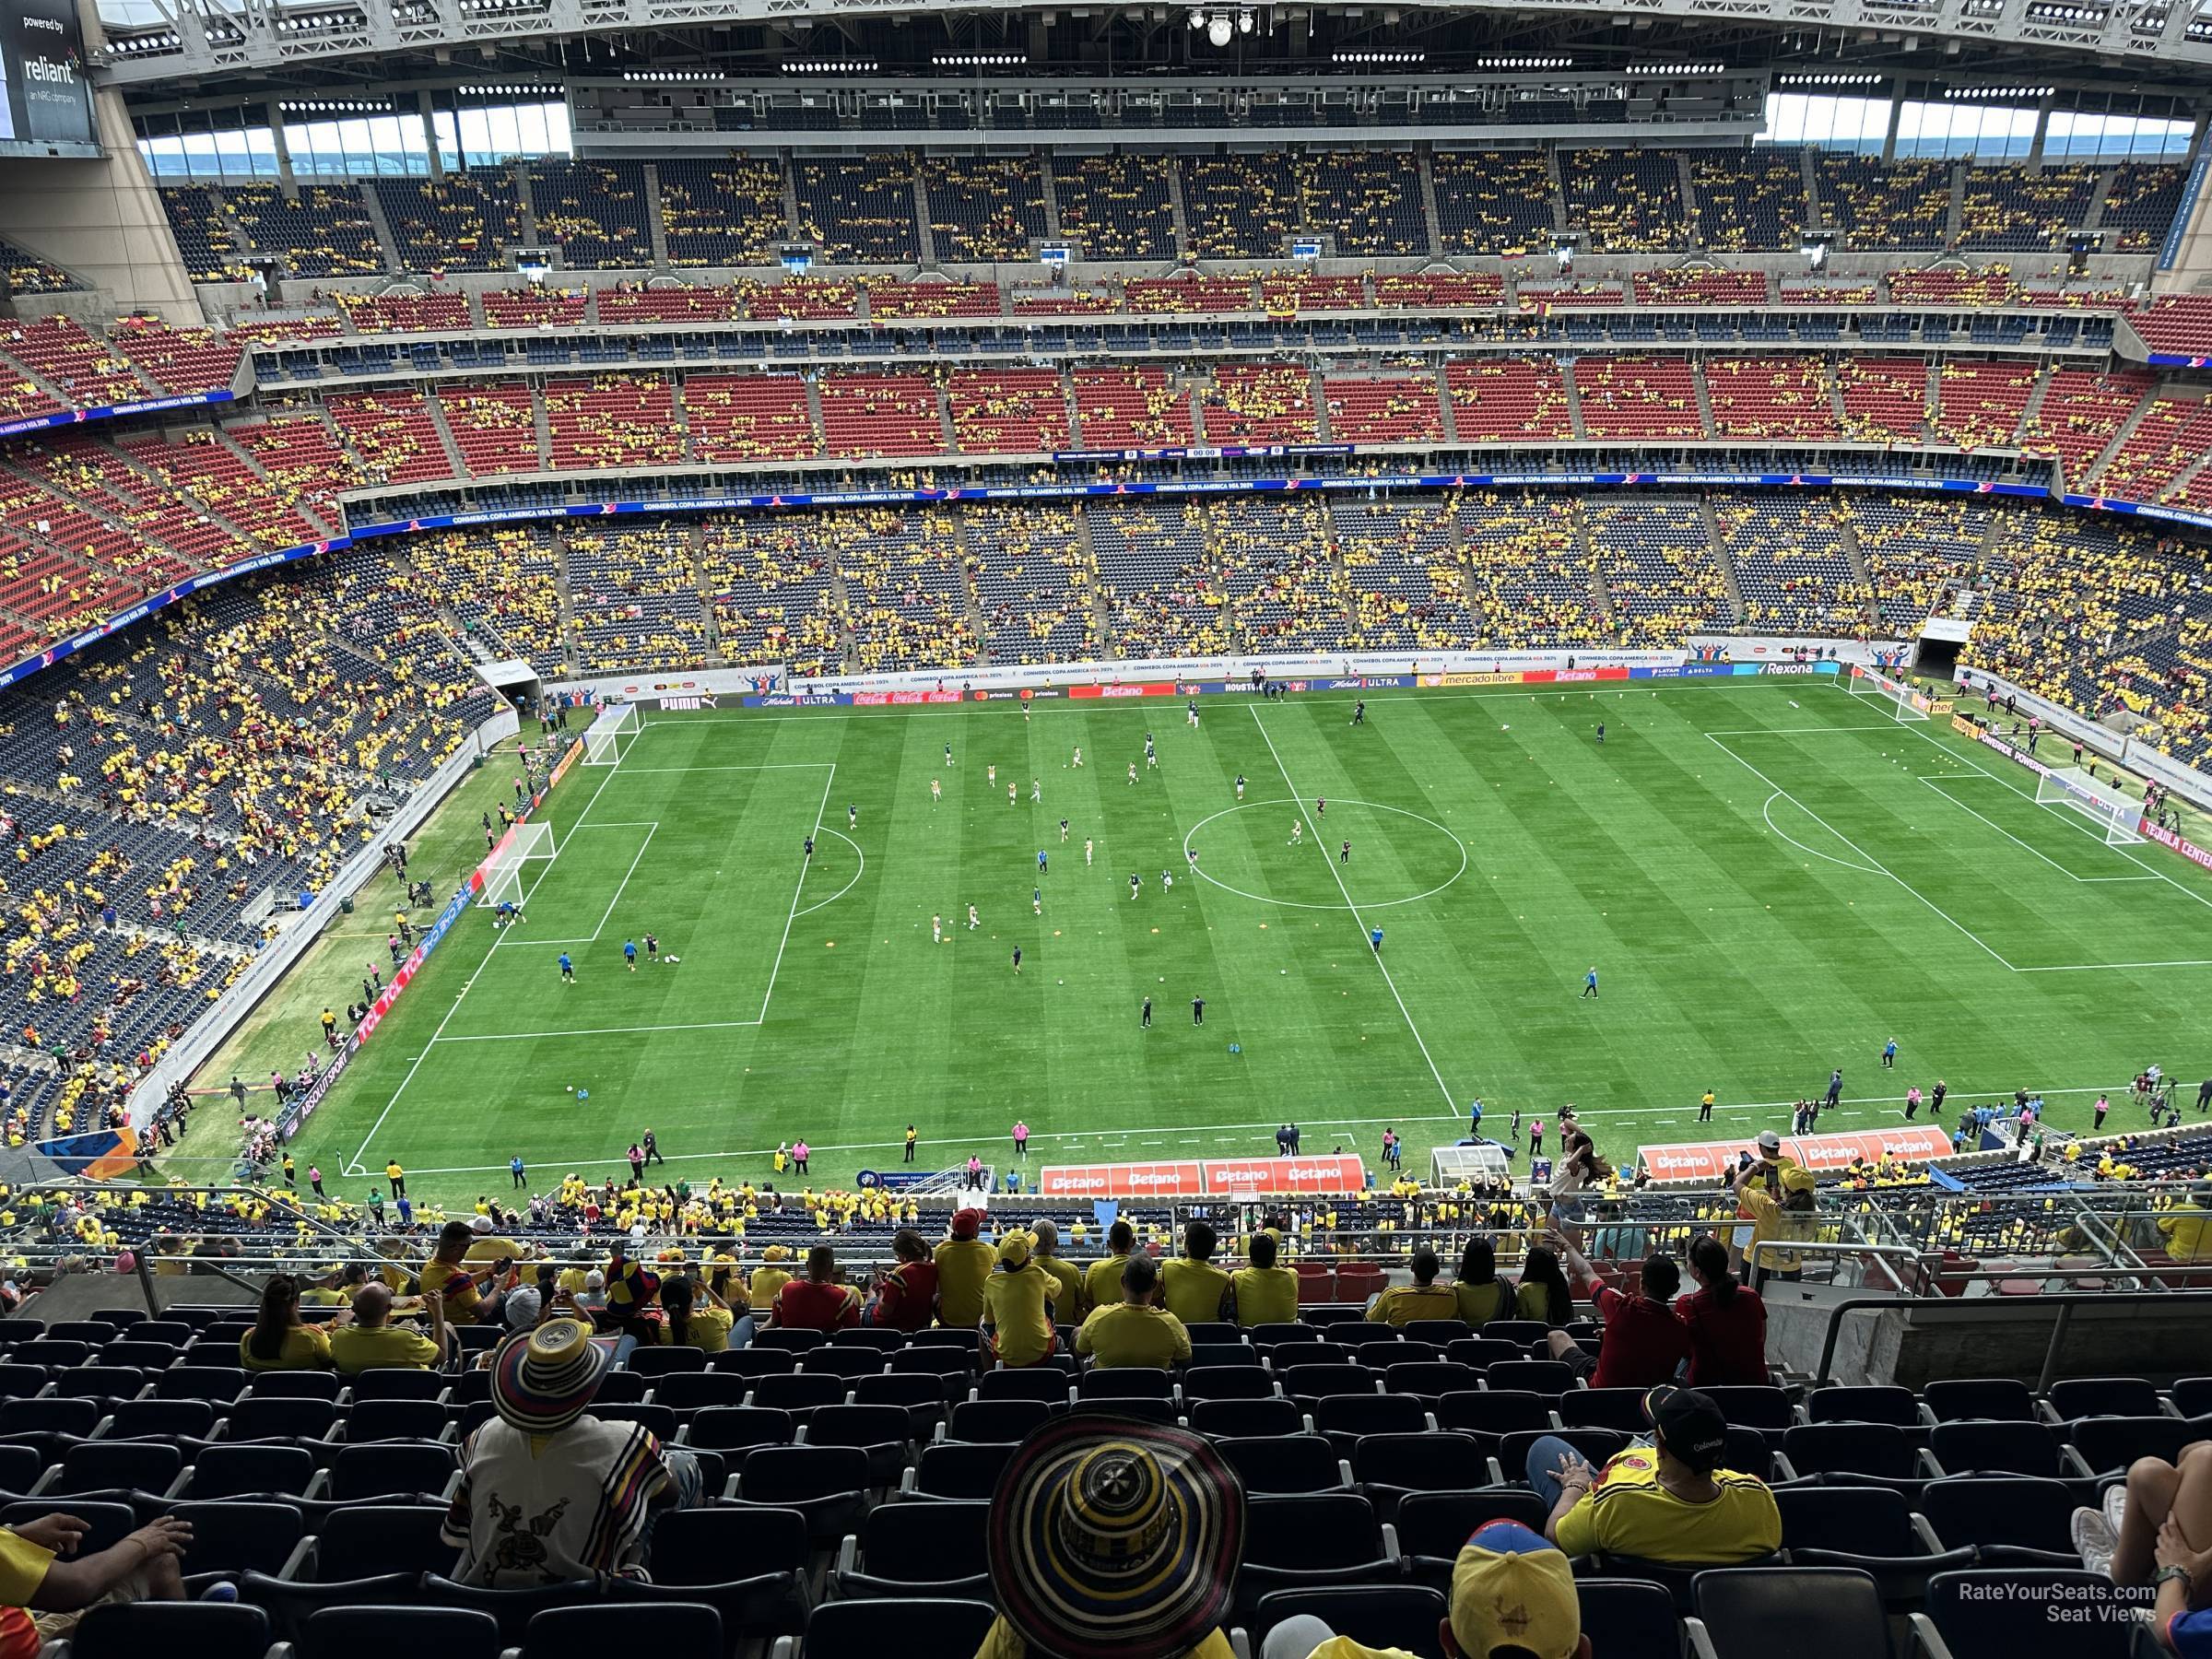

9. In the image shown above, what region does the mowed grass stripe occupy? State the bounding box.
[262,683,2212,1201]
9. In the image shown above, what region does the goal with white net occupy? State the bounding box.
[477,819,558,910]
[1841,665,1931,722]
[2034,767,2145,845]
[582,701,640,766]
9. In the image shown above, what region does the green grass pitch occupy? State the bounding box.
[211,680,2212,1207]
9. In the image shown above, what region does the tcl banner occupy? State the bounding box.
[1639,1125,1956,1183]
[1036,1153,1369,1198]
[1038,1161,1206,1197]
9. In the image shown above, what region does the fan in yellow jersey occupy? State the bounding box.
[1535,1385,1781,1565]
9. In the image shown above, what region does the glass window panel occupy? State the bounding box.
[431,108,462,171]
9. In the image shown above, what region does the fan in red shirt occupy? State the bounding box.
[770,1245,862,1332]
[1676,1235,1770,1386]
[868,1229,941,1333]
[1547,1227,1691,1390]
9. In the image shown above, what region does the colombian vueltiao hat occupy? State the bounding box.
[491,1315,608,1433]
[987,1414,1245,1659]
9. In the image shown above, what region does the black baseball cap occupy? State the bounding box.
[1644,1385,1729,1473]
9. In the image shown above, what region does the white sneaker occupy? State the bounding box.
[2104,1479,2130,1540]
[2071,1505,2118,1576]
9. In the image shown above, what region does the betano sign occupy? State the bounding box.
[1037,1153,1367,1198]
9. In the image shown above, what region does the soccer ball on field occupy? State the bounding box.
[665,955,681,963]
[566,1085,575,1093]
[1164,875,1173,886]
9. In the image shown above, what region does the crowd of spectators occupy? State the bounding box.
[143,150,2181,292]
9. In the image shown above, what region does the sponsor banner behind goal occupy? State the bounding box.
[1037,1152,1368,1198]
[1639,1124,1957,1183]
[1037,1160,1206,1198]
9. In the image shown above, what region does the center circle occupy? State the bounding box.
[1181,797,1470,912]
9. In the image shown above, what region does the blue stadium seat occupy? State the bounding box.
[606,1504,808,1635]
[72,1597,275,1659]
[1216,1433,1348,1495]
[1686,1567,1883,1659]
[1233,1492,1399,1618]
[788,1598,997,1659]
[302,1606,502,1659]
[1773,1483,1973,1607]
[1917,1476,2083,1567]
[1188,1397,1304,1439]
[1253,1585,1449,1659]
[901,1439,1014,1501]
[834,1500,992,1599]
[1922,1570,2135,1659]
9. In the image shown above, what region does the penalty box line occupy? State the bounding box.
[419,762,833,1044]
[343,749,632,1175]
[1705,732,2018,972]
[342,746,828,1171]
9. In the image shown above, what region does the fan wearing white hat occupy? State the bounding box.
[442,1317,703,1585]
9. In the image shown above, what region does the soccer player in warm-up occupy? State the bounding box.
[1289,820,1302,845]
[1129,872,1141,900]
[931,778,942,805]
[1038,849,1049,877]
[1340,840,1351,865]
[559,952,575,983]
[1060,818,1069,843]
[623,939,638,971]
[1127,762,1138,785]
[1012,946,1023,975]
[1352,700,1365,726]
[1072,747,1083,769]
[644,932,658,962]
[1235,772,1246,801]
[932,913,943,946]
[848,803,858,830]
[1141,996,1152,1029]
[1595,722,1606,746]
[1192,994,1206,1026]
[803,835,815,864]
[1084,838,1094,866]
[1033,887,1042,916]
[1316,796,1326,820]
[967,904,982,930]
[1582,966,1598,999]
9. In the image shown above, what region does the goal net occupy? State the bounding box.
[1842,665,1931,722]
[2035,767,2145,845]
[477,819,558,909]
[582,702,640,766]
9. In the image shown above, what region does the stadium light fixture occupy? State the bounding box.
[1207,13,1233,45]
[1237,9,1254,32]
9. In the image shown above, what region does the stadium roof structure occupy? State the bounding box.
[88,0,2212,88]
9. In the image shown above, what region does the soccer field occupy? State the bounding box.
[276,678,2212,1205]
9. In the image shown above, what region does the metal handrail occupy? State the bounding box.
[1814,1288,2212,1391]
